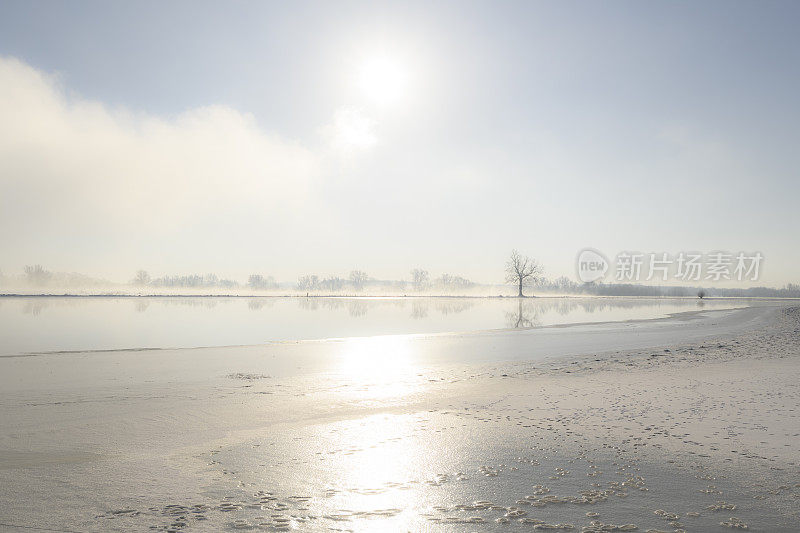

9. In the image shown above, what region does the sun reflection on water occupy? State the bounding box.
[335,335,420,400]
[318,413,430,531]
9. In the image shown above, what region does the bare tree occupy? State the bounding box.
[505,250,542,297]
[349,270,368,291]
[321,276,345,291]
[297,275,320,291]
[433,273,473,293]
[134,270,151,286]
[248,274,266,290]
[410,268,429,291]
[25,265,52,286]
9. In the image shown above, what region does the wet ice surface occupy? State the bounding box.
[2,305,799,533]
[96,409,798,532]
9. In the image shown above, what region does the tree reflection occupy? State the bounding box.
[248,298,275,311]
[22,300,48,316]
[505,299,540,329]
[410,301,428,320]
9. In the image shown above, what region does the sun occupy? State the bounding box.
[356,53,408,107]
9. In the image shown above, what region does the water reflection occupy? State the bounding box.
[23,299,49,316]
[297,297,410,317]
[318,414,424,532]
[432,299,475,316]
[7,295,725,322]
[505,299,541,329]
[247,298,274,311]
[347,299,369,318]
[0,295,751,356]
[410,300,428,320]
[336,336,417,400]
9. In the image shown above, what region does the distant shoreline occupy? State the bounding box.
[1,293,799,300]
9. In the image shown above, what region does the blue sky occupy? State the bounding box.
[1,1,798,285]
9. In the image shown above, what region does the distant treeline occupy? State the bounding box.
[133,270,241,289]
[535,276,800,298]
[0,264,110,288]
[130,268,476,293]
[2,265,799,298]
[295,270,474,293]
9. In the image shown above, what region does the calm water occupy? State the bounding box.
[0,296,751,356]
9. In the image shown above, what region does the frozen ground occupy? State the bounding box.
[0,303,798,532]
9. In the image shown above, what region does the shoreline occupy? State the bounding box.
[0,306,781,385]
[2,292,799,300]
[0,304,751,359]
[0,300,776,360]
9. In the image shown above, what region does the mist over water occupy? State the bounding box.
[0,296,748,356]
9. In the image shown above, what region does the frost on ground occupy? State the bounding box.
[0,306,798,532]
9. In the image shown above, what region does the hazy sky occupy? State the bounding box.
[1,1,799,285]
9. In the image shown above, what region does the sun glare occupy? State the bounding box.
[336,335,417,399]
[357,54,408,107]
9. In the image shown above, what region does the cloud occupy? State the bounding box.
[0,56,318,236]
[321,106,378,155]
[0,56,323,273]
